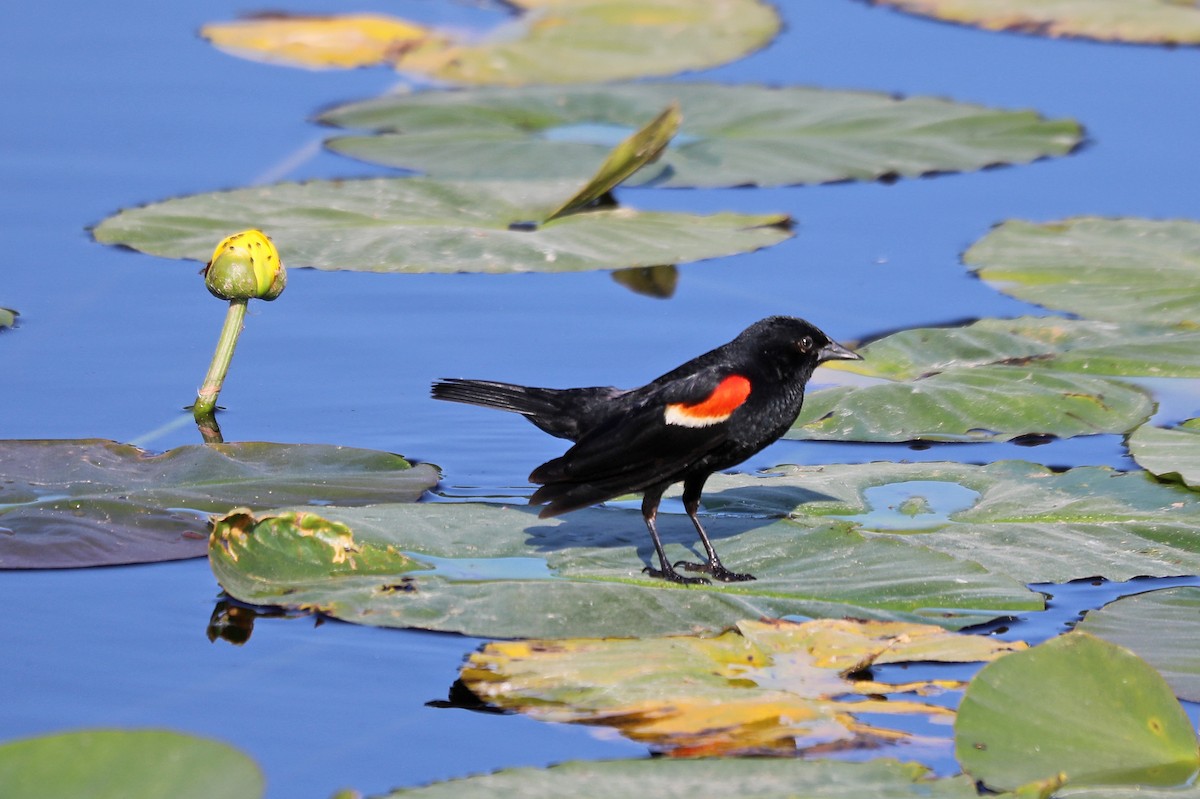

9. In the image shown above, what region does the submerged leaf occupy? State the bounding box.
[323,83,1082,187]
[873,0,1200,46]
[203,0,780,85]
[459,618,1022,756]
[955,633,1200,792]
[0,439,437,568]
[374,758,981,799]
[1077,587,1200,702]
[544,102,680,222]
[964,218,1200,325]
[0,729,263,799]
[1129,418,1200,490]
[92,177,792,275]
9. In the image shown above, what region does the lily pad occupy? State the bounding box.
[0,439,437,569]
[91,177,792,274]
[1129,418,1200,490]
[203,0,780,85]
[955,633,1200,792]
[792,365,1152,443]
[0,729,263,799]
[836,317,1200,382]
[1077,587,1200,702]
[964,218,1200,325]
[0,307,16,330]
[322,83,1082,188]
[211,461,1200,639]
[374,758,980,799]
[459,618,1022,756]
[873,0,1200,46]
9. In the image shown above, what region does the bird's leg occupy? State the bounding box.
[673,477,756,582]
[640,486,708,585]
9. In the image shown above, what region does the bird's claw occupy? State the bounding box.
[674,560,757,582]
[643,565,710,585]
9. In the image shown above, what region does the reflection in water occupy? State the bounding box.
[611,264,678,298]
[206,597,313,645]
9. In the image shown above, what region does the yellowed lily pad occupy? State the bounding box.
[202,0,780,85]
[875,0,1200,46]
[459,618,1023,757]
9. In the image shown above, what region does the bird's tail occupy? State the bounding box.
[431,379,619,441]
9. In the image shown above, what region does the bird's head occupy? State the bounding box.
[739,316,862,376]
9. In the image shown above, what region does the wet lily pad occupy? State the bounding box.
[0,307,16,330]
[374,758,980,799]
[322,83,1082,188]
[0,729,263,799]
[793,365,1152,443]
[0,439,437,569]
[1129,418,1200,490]
[203,0,780,85]
[459,618,1021,756]
[874,0,1200,46]
[211,461,1200,639]
[964,218,1200,325]
[1077,587,1200,702]
[91,177,791,274]
[956,633,1200,792]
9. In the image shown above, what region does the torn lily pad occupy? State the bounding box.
[91,177,791,274]
[0,439,437,568]
[459,618,1023,756]
[956,633,1200,792]
[1129,418,1200,490]
[323,83,1082,188]
[1077,586,1200,702]
[873,0,1200,46]
[202,0,781,85]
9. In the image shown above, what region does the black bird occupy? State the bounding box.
[431,316,861,584]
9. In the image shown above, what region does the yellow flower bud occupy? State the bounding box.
[203,229,286,301]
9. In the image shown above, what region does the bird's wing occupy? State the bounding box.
[529,366,752,510]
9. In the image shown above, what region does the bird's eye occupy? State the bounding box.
[797,336,814,352]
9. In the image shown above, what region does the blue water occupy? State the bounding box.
[4,1,1200,796]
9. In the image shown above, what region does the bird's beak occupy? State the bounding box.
[818,340,862,362]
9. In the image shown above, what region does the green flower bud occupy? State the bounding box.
[203,229,286,301]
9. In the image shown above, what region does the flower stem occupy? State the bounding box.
[193,299,247,422]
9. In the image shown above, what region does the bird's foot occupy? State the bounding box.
[643,564,710,585]
[674,560,757,582]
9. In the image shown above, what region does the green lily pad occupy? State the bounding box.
[1129,418,1200,490]
[203,0,781,85]
[792,365,1152,443]
[374,758,980,799]
[458,618,1021,756]
[964,218,1200,324]
[0,307,16,329]
[1077,587,1200,702]
[0,439,437,569]
[838,317,1200,382]
[322,83,1082,188]
[874,0,1200,46]
[956,632,1200,792]
[91,177,791,274]
[211,461,1200,639]
[0,729,263,799]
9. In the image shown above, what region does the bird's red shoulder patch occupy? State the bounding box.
[664,375,751,428]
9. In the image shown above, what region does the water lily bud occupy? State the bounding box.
[203,229,286,301]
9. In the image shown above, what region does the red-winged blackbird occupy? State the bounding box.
[431,316,861,584]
